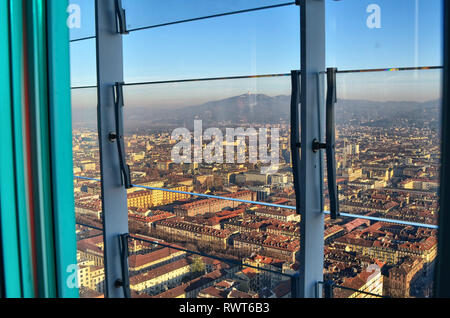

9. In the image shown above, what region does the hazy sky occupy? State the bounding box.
[70,0,443,108]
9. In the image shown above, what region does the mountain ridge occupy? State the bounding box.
[72,93,441,130]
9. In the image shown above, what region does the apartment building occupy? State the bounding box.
[233,232,299,262]
[334,264,383,298]
[173,191,255,217]
[128,247,187,274]
[156,218,235,250]
[129,259,191,295]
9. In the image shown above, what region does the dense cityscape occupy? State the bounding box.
[72,93,440,298]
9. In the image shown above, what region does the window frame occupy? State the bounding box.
[91,0,447,299]
[93,0,324,299]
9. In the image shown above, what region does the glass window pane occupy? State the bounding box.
[123,6,300,83]
[122,75,297,207]
[121,3,301,298]
[69,0,96,42]
[72,87,105,298]
[123,0,293,31]
[127,211,297,298]
[329,69,441,228]
[70,39,97,87]
[324,0,442,299]
[326,0,443,69]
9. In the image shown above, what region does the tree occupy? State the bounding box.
[190,256,206,278]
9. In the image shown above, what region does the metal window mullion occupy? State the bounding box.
[9,0,36,298]
[47,0,79,298]
[95,0,130,298]
[25,0,58,298]
[297,0,325,298]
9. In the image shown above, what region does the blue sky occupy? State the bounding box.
[70,0,443,107]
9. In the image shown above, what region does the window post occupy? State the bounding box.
[297,0,325,298]
[95,0,130,298]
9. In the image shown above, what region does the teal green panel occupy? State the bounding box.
[0,0,23,298]
[26,0,57,298]
[9,0,36,298]
[47,0,79,298]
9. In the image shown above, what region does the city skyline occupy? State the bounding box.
[70,0,443,299]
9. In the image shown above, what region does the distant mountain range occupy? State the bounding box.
[72,93,441,131]
[171,94,291,126]
[334,99,441,129]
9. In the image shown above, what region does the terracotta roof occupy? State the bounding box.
[130,259,190,285]
[129,247,186,268]
[158,218,232,239]
[272,280,291,298]
[228,289,258,298]
[151,284,187,298]
[199,286,228,298]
